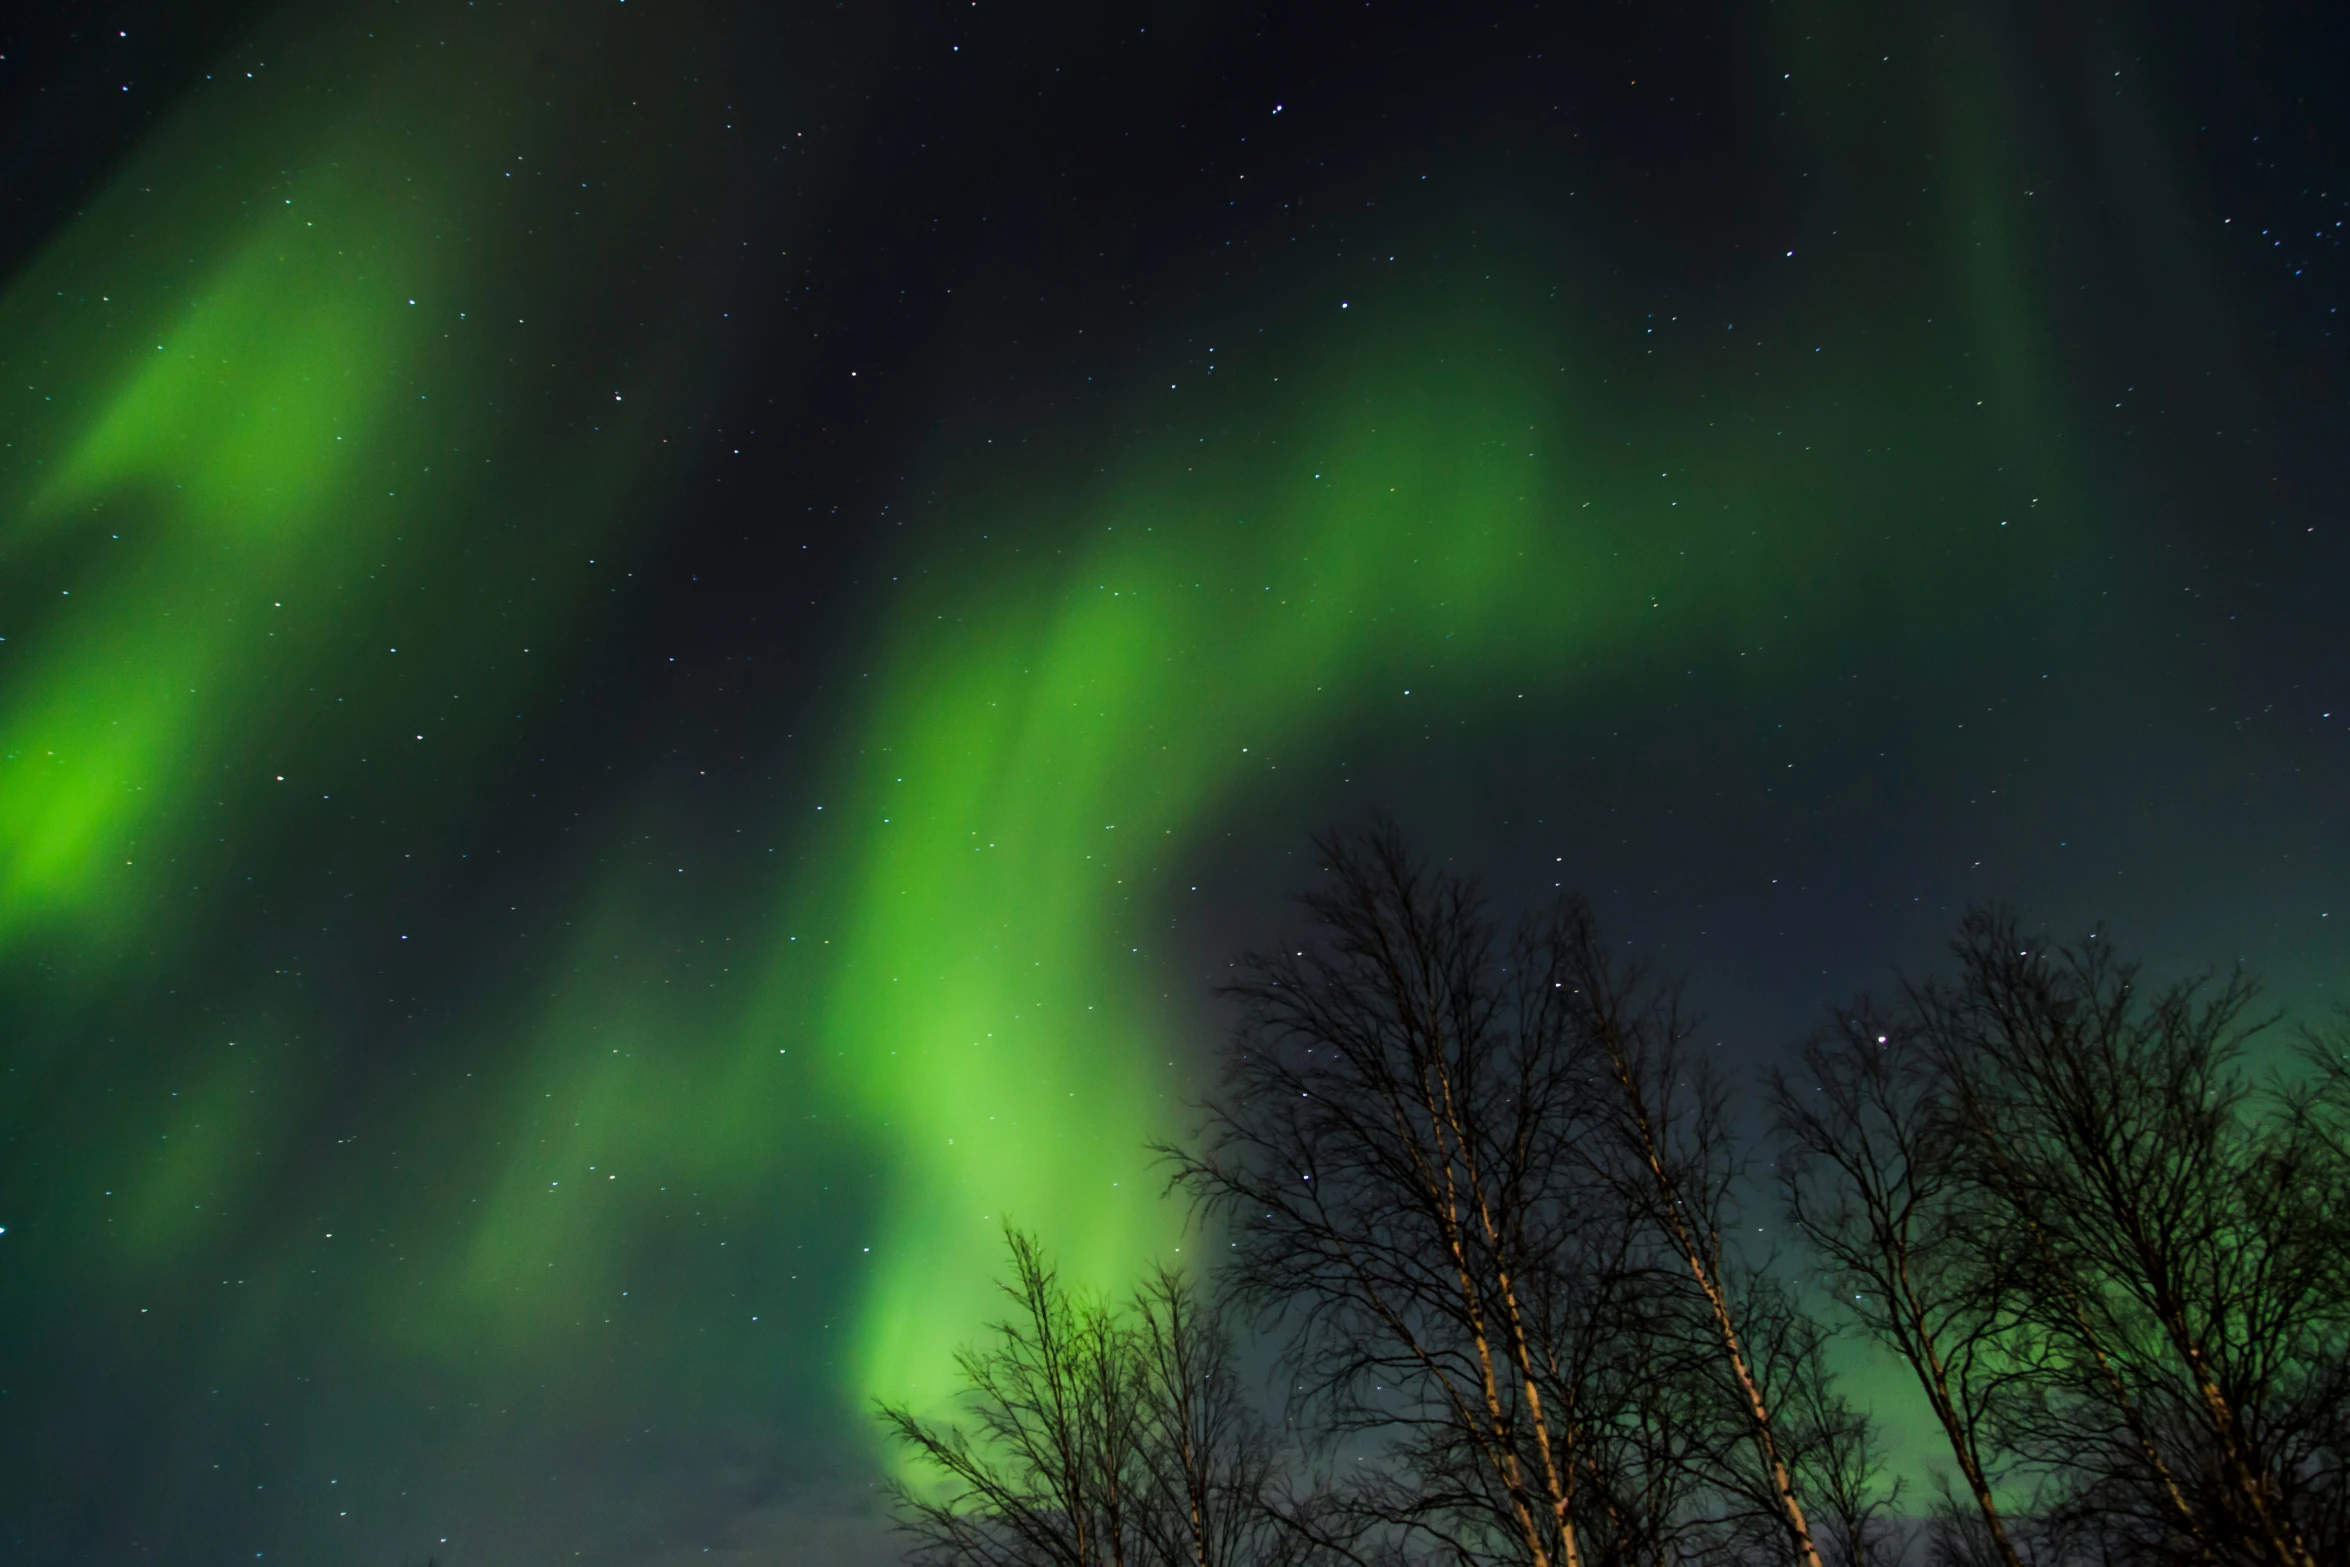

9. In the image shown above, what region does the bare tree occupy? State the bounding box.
[2273,1018,2350,1559]
[878,1228,1309,1567]
[1168,824,1866,1567]
[1772,1011,2029,1567]
[1132,1264,1322,1567]
[1163,825,1626,1567]
[1550,907,1834,1567]
[1906,912,2337,1567]
[1766,1289,1910,1567]
[880,1228,1149,1567]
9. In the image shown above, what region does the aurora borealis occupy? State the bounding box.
[2,2,2346,1562]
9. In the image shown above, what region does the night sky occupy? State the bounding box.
[2,2,2346,1562]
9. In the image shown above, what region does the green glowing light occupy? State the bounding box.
[2,192,428,938]
[0,5,714,1277]
[802,314,1652,1412]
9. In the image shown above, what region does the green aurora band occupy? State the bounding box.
[0,21,700,952]
[809,327,1602,1407]
[3,103,444,943]
[0,0,810,1334]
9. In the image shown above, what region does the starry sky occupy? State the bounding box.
[1,2,2345,1562]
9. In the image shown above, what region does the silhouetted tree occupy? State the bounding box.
[1787,911,2350,1567]
[1165,826,1625,1567]
[1766,1292,1908,1567]
[1921,913,2342,1566]
[2276,1017,2350,1557]
[1131,1264,1324,1567]
[1773,1011,2029,1567]
[878,1227,1313,1567]
[1552,907,1838,1567]
[1167,824,1869,1567]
